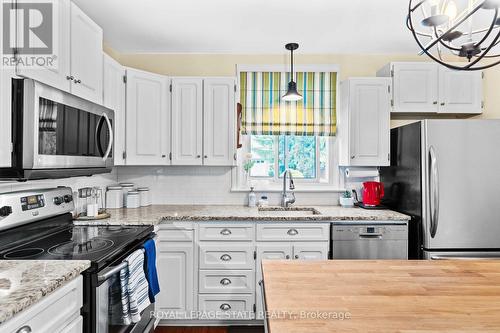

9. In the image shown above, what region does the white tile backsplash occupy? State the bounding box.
[116,166,341,206]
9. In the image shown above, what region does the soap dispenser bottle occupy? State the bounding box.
[248,187,257,207]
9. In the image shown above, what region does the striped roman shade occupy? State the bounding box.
[239,71,337,136]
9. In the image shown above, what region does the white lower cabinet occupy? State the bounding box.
[0,276,83,333]
[156,227,195,320]
[157,222,329,324]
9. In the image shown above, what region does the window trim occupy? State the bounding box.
[231,64,342,192]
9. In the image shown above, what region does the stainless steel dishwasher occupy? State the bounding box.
[331,222,408,259]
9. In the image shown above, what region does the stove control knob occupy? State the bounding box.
[0,206,12,217]
[63,195,73,203]
[53,197,63,205]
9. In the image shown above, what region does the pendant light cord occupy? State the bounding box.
[290,48,294,82]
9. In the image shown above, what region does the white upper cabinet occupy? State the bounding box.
[126,68,170,165]
[378,62,483,114]
[103,54,126,166]
[16,0,71,92]
[203,78,236,166]
[70,2,103,104]
[171,78,203,166]
[339,78,391,167]
[0,2,12,167]
[438,67,483,114]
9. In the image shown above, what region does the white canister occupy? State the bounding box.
[137,187,151,207]
[120,183,135,207]
[126,191,141,209]
[106,186,123,209]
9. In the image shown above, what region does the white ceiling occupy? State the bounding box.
[72,0,428,54]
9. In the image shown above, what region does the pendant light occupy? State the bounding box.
[282,43,303,102]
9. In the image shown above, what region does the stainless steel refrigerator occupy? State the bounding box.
[380,120,500,260]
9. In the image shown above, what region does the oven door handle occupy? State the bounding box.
[98,261,127,283]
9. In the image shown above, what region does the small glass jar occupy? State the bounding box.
[137,187,151,207]
[126,191,140,209]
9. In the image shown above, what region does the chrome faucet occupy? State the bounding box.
[281,169,296,208]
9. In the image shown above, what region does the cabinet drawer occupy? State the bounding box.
[199,270,255,294]
[157,228,194,241]
[2,276,83,333]
[199,243,254,270]
[198,295,254,320]
[199,223,254,241]
[256,224,330,241]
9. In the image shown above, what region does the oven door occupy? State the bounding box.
[96,254,156,333]
[22,79,114,170]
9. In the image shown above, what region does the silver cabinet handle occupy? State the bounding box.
[220,254,232,261]
[220,228,232,236]
[220,278,232,286]
[285,255,291,259]
[431,255,500,260]
[294,255,299,259]
[220,303,231,311]
[287,228,298,236]
[429,146,439,238]
[16,326,32,333]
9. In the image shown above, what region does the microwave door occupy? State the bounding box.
[27,80,112,169]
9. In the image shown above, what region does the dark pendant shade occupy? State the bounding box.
[282,81,302,102]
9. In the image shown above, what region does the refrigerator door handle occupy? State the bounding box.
[429,146,439,238]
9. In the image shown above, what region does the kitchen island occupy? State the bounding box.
[261,260,500,333]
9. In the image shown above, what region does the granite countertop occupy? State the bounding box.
[73,205,410,226]
[0,260,90,325]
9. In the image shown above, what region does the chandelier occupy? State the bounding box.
[407,0,500,70]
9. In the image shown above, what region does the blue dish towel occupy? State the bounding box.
[143,239,160,303]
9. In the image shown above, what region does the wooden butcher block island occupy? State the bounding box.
[261,260,500,333]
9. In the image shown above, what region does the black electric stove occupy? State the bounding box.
[0,187,155,333]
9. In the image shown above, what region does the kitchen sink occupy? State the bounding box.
[258,207,322,216]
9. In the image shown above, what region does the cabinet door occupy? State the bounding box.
[171,78,203,165]
[16,0,71,92]
[157,242,195,320]
[255,243,292,320]
[103,54,126,165]
[293,243,329,260]
[125,68,170,165]
[438,67,483,114]
[349,78,391,166]
[70,2,103,104]
[0,2,12,167]
[203,78,236,166]
[393,63,438,113]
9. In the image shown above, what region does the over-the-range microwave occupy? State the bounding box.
[0,79,114,180]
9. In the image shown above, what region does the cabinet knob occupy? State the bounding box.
[220,278,232,286]
[204,155,208,159]
[433,101,438,105]
[287,228,299,236]
[220,228,232,236]
[16,326,32,333]
[196,155,201,158]
[220,303,232,311]
[162,155,166,158]
[285,255,291,260]
[351,155,355,159]
[440,102,445,106]
[294,255,299,259]
[220,254,232,261]
[66,75,74,81]
[74,79,82,84]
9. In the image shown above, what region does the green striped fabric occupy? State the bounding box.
[240,71,337,136]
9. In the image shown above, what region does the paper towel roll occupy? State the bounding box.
[345,169,379,178]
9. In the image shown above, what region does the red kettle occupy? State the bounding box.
[362,181,384,207]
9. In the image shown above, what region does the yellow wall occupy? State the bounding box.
[105,47,500,127]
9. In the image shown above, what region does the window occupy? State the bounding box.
[249,135,329,182]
